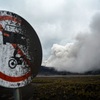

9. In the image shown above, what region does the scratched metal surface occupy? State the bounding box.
[0,11,42,88]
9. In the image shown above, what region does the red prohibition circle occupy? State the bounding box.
[0,71,31,82]
[0,43,32,82]
[0,15,32,82]
[0,11,42,88]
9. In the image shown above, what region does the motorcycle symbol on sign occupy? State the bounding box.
[0,24,28,69]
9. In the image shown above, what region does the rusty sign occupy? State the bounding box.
[0,11,42,88]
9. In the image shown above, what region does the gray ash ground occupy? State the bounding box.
[0,83,34,100]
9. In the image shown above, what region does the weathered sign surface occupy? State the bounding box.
[0,11,42,88]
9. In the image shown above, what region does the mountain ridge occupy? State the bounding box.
[39,66,100,75]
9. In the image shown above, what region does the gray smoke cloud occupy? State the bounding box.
[44,13,100,73]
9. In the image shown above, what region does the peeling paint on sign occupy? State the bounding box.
[0,11,42,88]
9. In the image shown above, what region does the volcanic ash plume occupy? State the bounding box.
[45,13,100,73]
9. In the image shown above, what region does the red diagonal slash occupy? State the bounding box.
[12,44,31,66]
[0,15,32,82]
[0,44,32,82]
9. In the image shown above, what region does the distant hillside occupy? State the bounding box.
[84,70,100,75]
[39,66,100,75]
[39,66,72,75]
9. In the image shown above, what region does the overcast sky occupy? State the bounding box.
[0,0,100,72]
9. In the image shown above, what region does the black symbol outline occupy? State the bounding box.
[0,24,28,69]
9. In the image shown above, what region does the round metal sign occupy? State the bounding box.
[0,11,42,88]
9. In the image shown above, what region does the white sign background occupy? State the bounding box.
[0,11,42,88]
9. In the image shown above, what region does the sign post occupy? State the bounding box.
[0,10,42,99]
[13,88,21,100]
